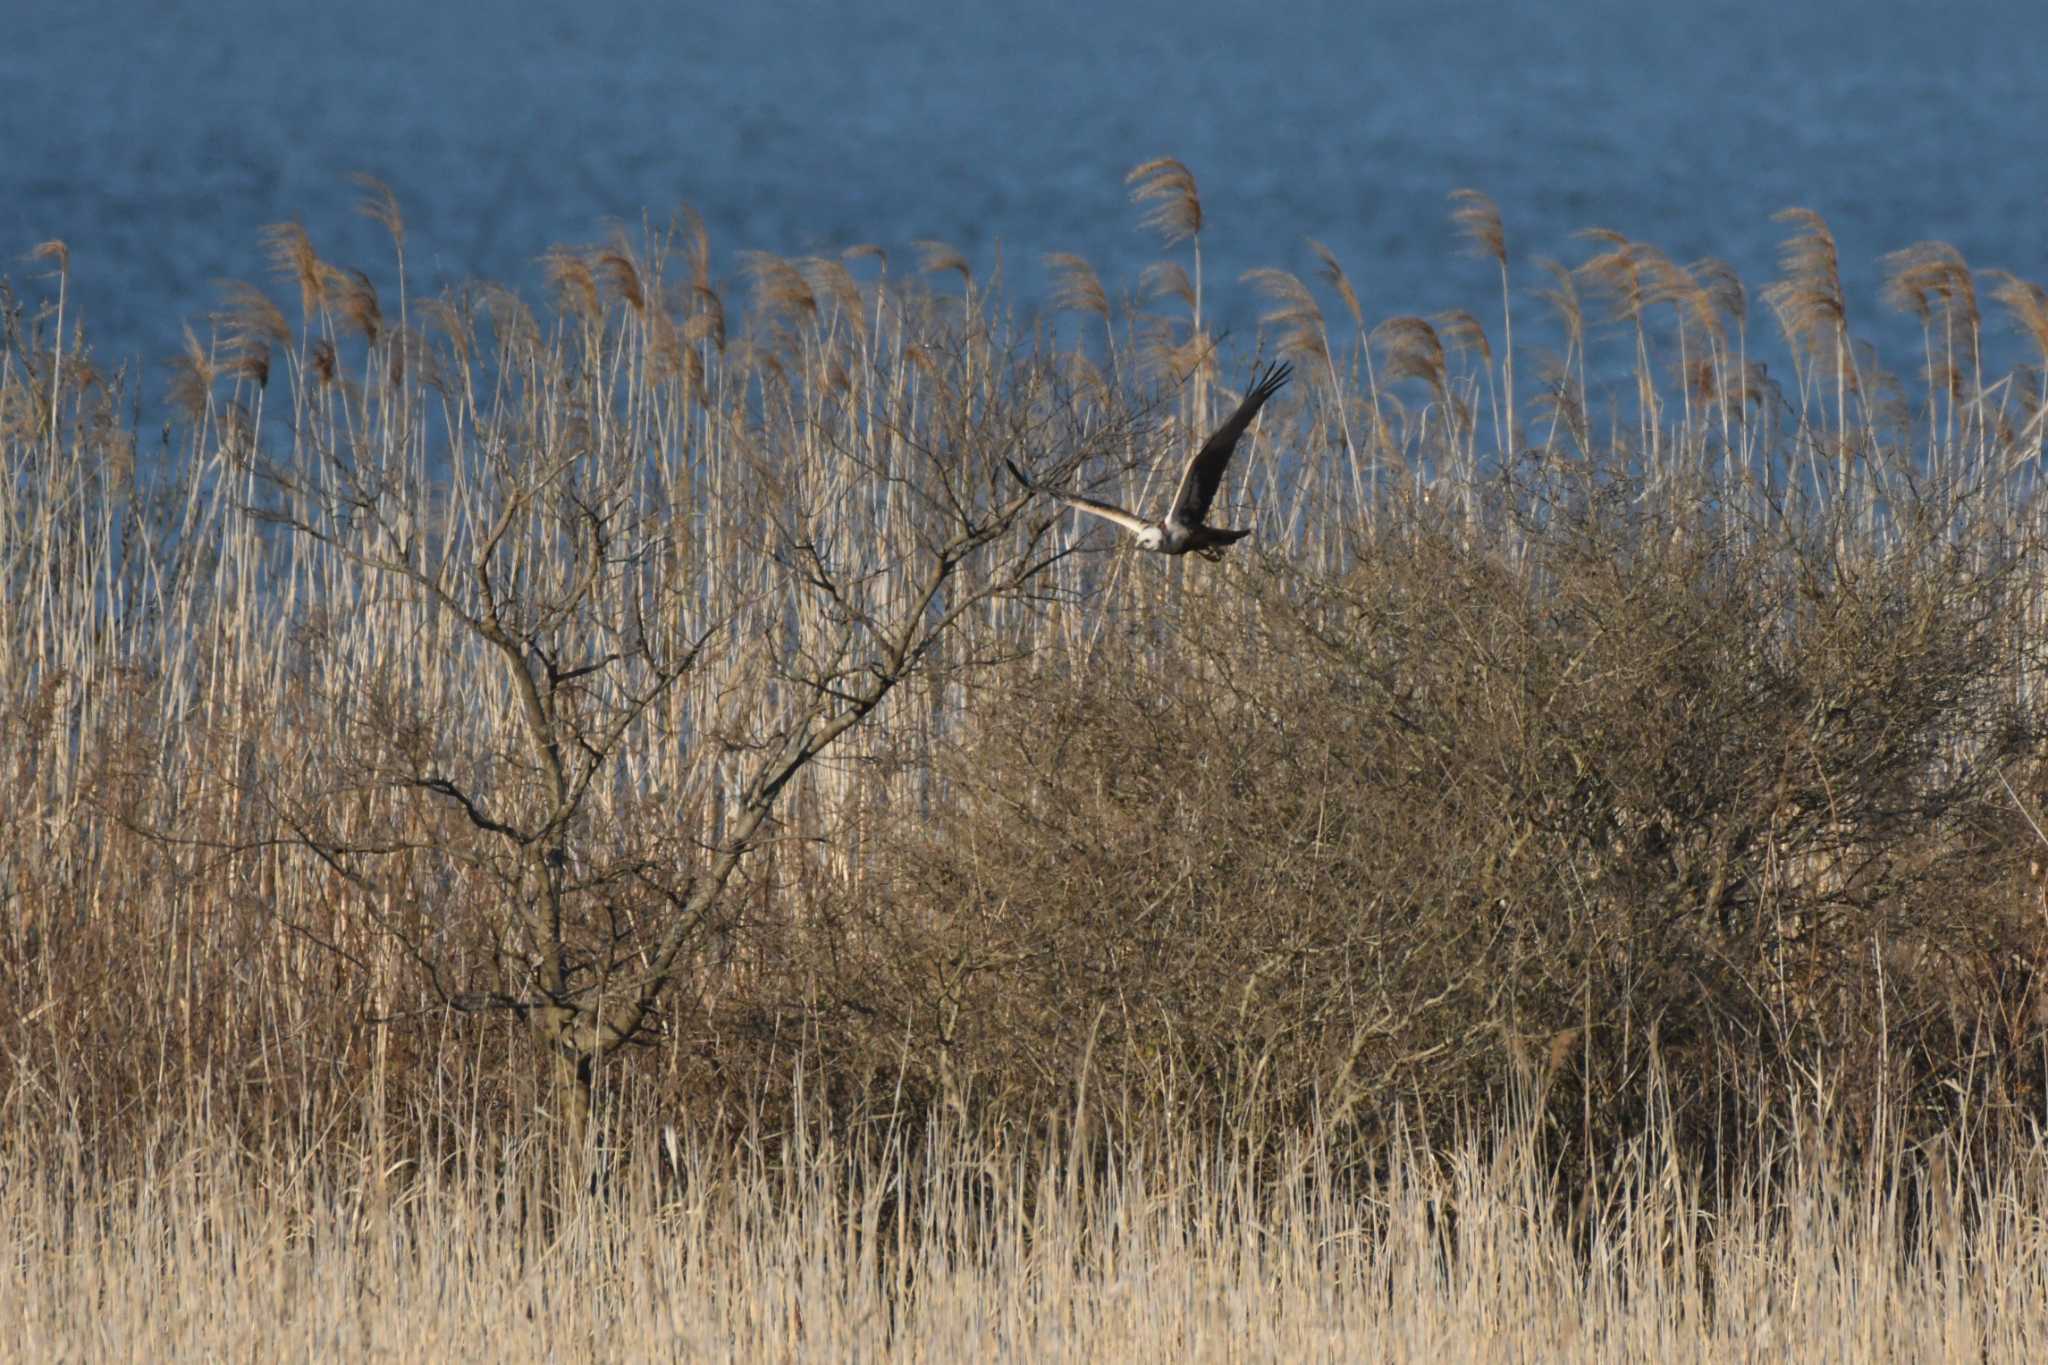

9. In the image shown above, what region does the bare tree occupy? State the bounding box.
[207,266,1109,1147]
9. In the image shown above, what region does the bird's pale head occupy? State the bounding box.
[1135,524,1166,551]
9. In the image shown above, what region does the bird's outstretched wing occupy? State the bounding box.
[1167,361,1292,529]
[1005,458,1154,536]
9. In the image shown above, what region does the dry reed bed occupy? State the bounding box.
[4,1109,2046,1362]
[7,170,2048,1348]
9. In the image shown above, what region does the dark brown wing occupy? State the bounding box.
[1167,361,1292,528]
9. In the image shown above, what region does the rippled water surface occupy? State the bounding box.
[4,0,2041,398]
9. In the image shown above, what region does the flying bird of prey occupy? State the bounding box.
[1007,361,1292,557]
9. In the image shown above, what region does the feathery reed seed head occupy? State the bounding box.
[1987,270,2048,363]
[1765,208,1849,349]
[262,220,327,320]
[1435,309,1492,363]
[336,268,382,343]
[1142,261,1196,311]
[1308,238,1364,329]
[1449,188,1507,265]
[842,242,888,272]
[914,240,973,288]
[28,239,70,275]
[1693,257,1748,329]
[543,249,602,323]
[222,283,290,345]
[1126,157,1203,245]
[1244,266,1330,367]
[165,324,215,421]
[682,309,724,350]
[1576,229,1650,322]
[311,336,338,385]
[351,172,405,252]
[597,239,648,316]
[1536,257,1585,346]
[1044,253,1109,320]
[682,205,713,294]
[1884,242,1979,332]
[804,257,863,323]
[743,252,817,321]
[1374,315,1450,402]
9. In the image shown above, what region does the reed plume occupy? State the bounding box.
[1141,260,1195,312]
[1766,208,1867,483]
[334,267,382,344]
[843,242,888,274]
[1242,267,1328,367]
[1694,258,1747,332]
[1434,308,1492,365]
[1307,238,1364,333]
[1883,241,1979,336]
[1128,157,1206,345]
[1882,244,1943,325]
[1882,242,1981,435]
[1576,230,1675,438]
[682,205,714,296]
[596,235,648,316]
[1451,190,1515,445]
[1988,270,2048,455]
[1647,256,1714,340]
[1986,270,2048,365]
[914,240,972,289]
[1124,157,1202,245]
[743,251,818,321]
[1258,243,1371,499]
[1374,315,1450,406]
[1045,252,1109,320]
[1449,188,1506,266]
[484,283,540,354]
[164,324,215,422]
[261,220,328,322]
[1529,346,1588,451]
[803,257,863,328]
[351,173,405,254]
[682,307,725,353]
[1576,229,1649,323]
[216,281,290,389]
[543,247,602,323]
[1536,257,1584,352]
[310,335,338,386]
[1765,207,1849,352]
[1135,315,1208,386]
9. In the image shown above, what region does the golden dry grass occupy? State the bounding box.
[4,1107,2045,1361]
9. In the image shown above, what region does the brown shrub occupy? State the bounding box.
[797,465,2048,1166]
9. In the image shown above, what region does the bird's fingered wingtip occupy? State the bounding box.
[1256,360,1294,396]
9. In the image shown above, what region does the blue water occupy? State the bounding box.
[4,0,2042,407]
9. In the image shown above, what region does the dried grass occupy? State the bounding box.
[0,1106,2041,1361]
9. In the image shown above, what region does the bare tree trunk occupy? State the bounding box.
[547,1038,593,1155]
